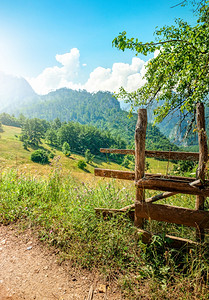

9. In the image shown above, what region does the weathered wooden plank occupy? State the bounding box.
[94,207,200,247]
[120,203,135,211]
[145,150,200,161]
[100,148,135,155]
[189,179,201,187]
[94,168,204,183]
[137,228,197,248]
[94,208,134,219]
[135,109,147,227]
[146,191,177,203]
[136,177,209,196]
[120,192,177,209]
[196,103,208,241]
[94,168,135,180]
[135,202,209,229]
[100,148,201,161]
[145,180,202,203]
[95,208,123,214]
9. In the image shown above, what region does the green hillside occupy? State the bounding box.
[0,125,123,177]
[0,72,205,149]
[0,124,176,179]
[7,88,178,151]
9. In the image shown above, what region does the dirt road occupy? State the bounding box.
[0,225,122,300]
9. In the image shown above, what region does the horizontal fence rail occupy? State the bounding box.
[95,168,209,184]
[136,177,209,196]
[95,105,209,244]
[137,228,198,248]
[135,202,209,229]
[100,148,201,161]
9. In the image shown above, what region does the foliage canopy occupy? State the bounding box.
[62,141,71,157]
[31,149,49,164]
[113,4,209,124]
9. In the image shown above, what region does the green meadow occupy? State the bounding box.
[1,124,209,299]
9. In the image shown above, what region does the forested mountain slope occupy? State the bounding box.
[11,88,178,150]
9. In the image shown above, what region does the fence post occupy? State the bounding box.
[134,109,147,227]
[196,102,208,241]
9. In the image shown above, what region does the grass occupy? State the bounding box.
[0,125,131,179]
[0,167,209,299]
[1,124,209,298]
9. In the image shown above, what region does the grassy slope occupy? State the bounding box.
[0,124,196,206]
[0,124,175,175]
[0,124,202,238]
[0,124,200,210]
[0,125,130,180]
[1,125,209,299]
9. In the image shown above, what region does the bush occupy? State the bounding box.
[0,122,4,133]
[48,152,55,159]
[85,149,94,163]
[122,156,130,168]
[31,149,49,164]
[77,160,87,170]
[62,142,71,157]
[173,160,197,175]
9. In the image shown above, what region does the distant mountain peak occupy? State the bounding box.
[0,72,37,113]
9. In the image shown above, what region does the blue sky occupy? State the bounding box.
[0,0,196,94]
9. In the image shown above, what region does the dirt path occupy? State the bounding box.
[0,225,122,300]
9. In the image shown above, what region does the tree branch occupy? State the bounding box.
[170,1,187,9]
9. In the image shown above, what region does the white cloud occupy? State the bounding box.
[28,48,81,94]
[28,48,148,95]
[84,57,146,93]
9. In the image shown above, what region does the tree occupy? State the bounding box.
[31,149,49,164]
[0,122,3,133]
[52,117,62,130]
[62,142,71,157]
[45,128,58,146]
[113,5,209,126]
[77,160,87,170]
[0,112,21,127]
[85,149,94,163]
[173,159,197,174]
[21,118,46,146]
[171,1,207,10]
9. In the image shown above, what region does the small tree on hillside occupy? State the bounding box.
[21,118,46,146]
[31,149,49,164]
[85,149,95,163]
[0,122,3,133]
[77,160,87,170]
[45,129,58,146]
[62,142,71,157]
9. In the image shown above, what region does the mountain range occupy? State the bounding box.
[0,72,196,149]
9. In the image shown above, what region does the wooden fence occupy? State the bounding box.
[94,103,209,247]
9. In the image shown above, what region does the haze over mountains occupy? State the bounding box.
[0,72,37,112]
[0,72,198,147]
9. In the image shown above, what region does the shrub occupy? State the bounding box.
[31,149,49,164]
[85,149,94,163]
[77,160,87,170]
[23,141,28,150]
[48,152,55,159]
[122,156,130,168]
[0,122,3,133]
[173,160,197,175]
[62,142,71,157]
[145,161,150,171]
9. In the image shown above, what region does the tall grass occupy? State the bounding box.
[0,163,209,299]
